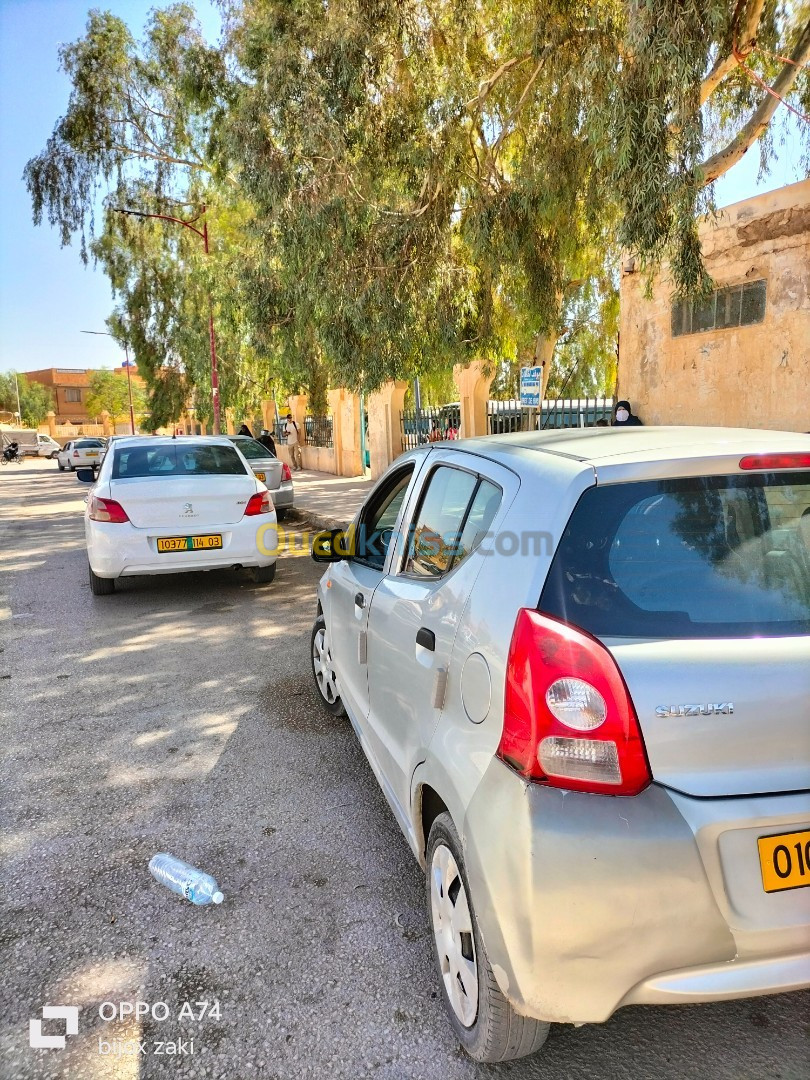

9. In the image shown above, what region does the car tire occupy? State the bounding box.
[426,813,550,1063]
[251,562,276,584]
[58,461,65,471]
[275,508,287,522]
[89,564,115,596]
[310,614,346,716]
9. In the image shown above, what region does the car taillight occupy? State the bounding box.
[89,497,129,524]
[497,609,651,796]
[739,453,810,470]
[73,450,80,458]
[244,491,273,516]
[281,463,292,482]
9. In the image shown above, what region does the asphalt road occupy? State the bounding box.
[1,458,807,1080]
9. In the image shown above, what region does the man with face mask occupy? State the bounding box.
[612,399,643,427]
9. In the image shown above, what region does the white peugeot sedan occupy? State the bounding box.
[78,436,277,595]
[310,427,810,1062]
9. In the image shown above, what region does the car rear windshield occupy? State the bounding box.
[540,473,810,639]
[76,439,105,448]
[231,438,271,461]
[112,444,248,479]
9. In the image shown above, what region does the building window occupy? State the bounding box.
[65,388,82,402]
[671,279,766,337]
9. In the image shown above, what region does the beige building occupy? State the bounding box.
[619,179,810,431]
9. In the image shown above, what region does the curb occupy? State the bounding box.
[283,506,351,533]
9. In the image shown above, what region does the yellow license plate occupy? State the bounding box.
[758,830,810,893]
[255,471,266,482]
[86,451,98,457]
[157,535,223,553]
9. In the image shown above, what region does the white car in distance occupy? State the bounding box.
[57,438,106,471]
[77,436,277,595]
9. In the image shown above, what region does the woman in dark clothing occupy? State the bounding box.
[257,429,277,456]
[237,423,253,437]
[612,400,643,427]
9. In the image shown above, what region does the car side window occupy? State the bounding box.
[403,467,500,578]
[353,466,415,571]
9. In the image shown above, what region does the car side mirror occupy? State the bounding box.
[76,468,96,484]
[312,528,351,563]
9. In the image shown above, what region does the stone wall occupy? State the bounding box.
[619,179,810,431]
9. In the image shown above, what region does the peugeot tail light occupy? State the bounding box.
[244,491,273,516]
[281,463,292,483]
[89,497,129,524]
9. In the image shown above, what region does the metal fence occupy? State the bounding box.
[271,416,333,448]
[305,415,333,448]
[488,397,615,434]
[400,404,461,450]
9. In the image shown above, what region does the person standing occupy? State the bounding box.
[612,400,643,427]
[257,428,277,456]
[237,423,253,437]
[285,413,303,471]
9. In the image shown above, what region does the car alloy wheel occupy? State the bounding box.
[430,842,479,1028]
[310,615,346,716]
[313,626,338,705]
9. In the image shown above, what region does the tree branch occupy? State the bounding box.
[699,0,766,107]
[699,17,810,184]
[465,55,531,110]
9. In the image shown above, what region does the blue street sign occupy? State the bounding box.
[520,365,542,407]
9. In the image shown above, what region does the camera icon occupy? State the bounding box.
[29,1006,79,1049]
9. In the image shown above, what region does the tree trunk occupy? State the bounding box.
[536,334,558,400]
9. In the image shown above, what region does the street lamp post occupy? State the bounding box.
[111,205,221,435]
[80,331,136,434]
[14,374,21,424]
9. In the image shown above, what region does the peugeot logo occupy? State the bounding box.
[656,703,734,717]
[180,503,197,518]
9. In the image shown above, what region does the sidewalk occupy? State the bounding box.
[286,468,374,530]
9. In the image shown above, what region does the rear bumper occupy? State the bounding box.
[462,760,810,1024]
[86,517,277,578]
[620,950,810,1007]
[270,481,294,510]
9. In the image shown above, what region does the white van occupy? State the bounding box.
[33,434,61,458]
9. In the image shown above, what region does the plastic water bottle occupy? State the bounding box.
[148,853,224,906]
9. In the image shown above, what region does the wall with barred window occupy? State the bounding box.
[618,179,810,431]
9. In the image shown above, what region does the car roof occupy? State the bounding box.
[457,426,810,466]
[110,435,237,448]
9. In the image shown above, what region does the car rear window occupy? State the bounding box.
[76,439,105,448]
[540,473,810,639]
[112,444,249,479]
[230,438,270,461]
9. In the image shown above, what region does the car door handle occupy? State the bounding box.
[354,592,365,608]
[416,627,435,651]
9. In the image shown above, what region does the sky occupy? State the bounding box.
[0,1,807,377]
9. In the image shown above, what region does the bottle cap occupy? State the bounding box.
[212,891,224,904]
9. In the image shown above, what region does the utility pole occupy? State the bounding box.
[81,331,136,434]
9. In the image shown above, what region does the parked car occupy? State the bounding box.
[227,435,294,520]
[77,436,277,595]
[311,427,810,1062]
[57,438,106,471]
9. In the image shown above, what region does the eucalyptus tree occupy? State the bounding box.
[22,4,264,426]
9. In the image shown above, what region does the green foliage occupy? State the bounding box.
[85,368,147,420]
[0,373,55,427]
[24,0,810,405]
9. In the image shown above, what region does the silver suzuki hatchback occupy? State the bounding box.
[310,427,810,1062]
